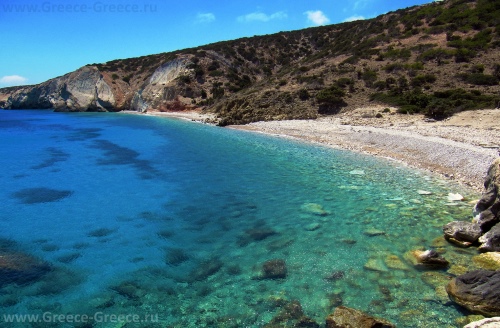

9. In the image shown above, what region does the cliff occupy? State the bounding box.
[1,0,500,124]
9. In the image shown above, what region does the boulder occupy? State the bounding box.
[473,158,500,231]
[478,222,500,252]
[443,221,482,247]
[325,306,395,328]
[405,249,449,269]
[446,270,500,316]
[464,317,500,328]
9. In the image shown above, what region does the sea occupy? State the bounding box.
[0,110,480,327]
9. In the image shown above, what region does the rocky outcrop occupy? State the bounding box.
[325,306,395,328]
[404,249,449,269]
[446,270,500,316]
[3,66,115,111]
[474,158,500,231]
[478,223,500,252]
[131,57,194,112]
[443,221,482,247]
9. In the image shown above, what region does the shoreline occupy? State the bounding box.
[123,108,499,192]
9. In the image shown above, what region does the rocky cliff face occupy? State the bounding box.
[2,66,115,111]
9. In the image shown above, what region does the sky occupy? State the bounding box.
[0,0,437,87]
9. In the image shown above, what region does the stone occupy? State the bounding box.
[405,249,449,269]
[447,193,464,201]
[301,203,329,216]
[446,270,500,316]
[363,228,386,237]
[349,170,365,175]
[417,190,433,195]
[305,223,321,231]
[478,222,500,252]
[384,254,409,271]
[421,271,452,288]
[0,251,51,286]
[456,315,486,328]
[261,259,287,279]
[325,306,395,328]
[473,158,500,231]
[464,317,500,328]
[443,221,482,246]
[472,252,500,270]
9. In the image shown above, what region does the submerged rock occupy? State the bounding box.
[189,258,223,282]
[384,254,410,271]
[478,222,500,252]
[301,203,329,216]
[472,252,500,270]
[264,300,319,328]
[405,249,449,269]
[447,193,464,201]
[363,228,386,237]
[446,270,500,316]
[0,251,52,286]
[325,306,395,328]
[443,221,482,247]
[261,259,287,279]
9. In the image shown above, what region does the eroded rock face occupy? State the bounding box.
[474,158,500,231]
[443,221,482,247]
[325,306,395,328]
[446,270,500,316]
[4,66,115,111]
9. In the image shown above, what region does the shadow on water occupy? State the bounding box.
[31,147,70,170]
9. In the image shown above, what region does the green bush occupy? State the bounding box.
[458,73,499,85]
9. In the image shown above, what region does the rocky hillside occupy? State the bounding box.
[1,0,499,125]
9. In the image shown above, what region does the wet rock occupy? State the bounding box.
[325,306,395,328]
[464,317,500,328]
[446,270,500,316]
[405,249,449,269]
[472,252,500,270]
[455,315,485,327]
[447,193,464,201]
[261,259,287,279]
[420,271,452,288]
[301,203,329,216]
[443,221,482,247]
[478,222,500,252]
[0,251,51,286]
[473,158,500,231]
[417,190,433,195]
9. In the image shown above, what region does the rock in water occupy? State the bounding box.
[447,193,464,201]
[405,249,449,269]
[325,306,395,328]
[478,222,500,252]
[0,251,51,286]
[446,270,500,316]
[464,317,500,328]
[301,203,329,216]
[474,158,500,231]
[261,259,287,279]
[443,221,482,247]
[472,252,500,270]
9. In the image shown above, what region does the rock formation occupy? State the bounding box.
[3,66,115,111]
[446,270,500,317]
[0,250,51,286]
[474,158,500,232]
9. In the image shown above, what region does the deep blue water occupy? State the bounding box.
[0,110,478,327]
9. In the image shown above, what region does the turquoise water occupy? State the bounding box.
[0,110,478,327]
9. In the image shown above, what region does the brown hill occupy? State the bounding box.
[1,0,499,125]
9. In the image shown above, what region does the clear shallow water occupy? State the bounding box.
[0,110,479,327]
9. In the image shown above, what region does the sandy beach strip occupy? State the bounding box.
[122,108,499,192]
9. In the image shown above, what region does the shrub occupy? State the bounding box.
[411,74,437,88]
[457,73,499,85]
[298,89,310,101]
[111,73,119,80]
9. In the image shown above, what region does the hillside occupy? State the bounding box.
[1,0,499,125]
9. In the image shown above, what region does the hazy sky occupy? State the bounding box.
[0,0,436,86]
